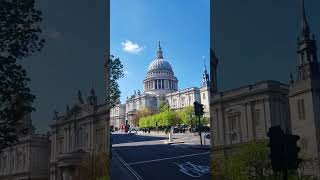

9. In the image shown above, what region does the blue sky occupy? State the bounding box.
[111,0,210,103]
[213,0,320,90]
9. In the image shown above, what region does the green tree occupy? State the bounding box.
[107,55,124,107]
[76,152,109,180]
[0,0,45,148]
[212,140,320,180]
[213,140,272,180]
[133,108,154,126]
[159,100,170,112]
[200,116,209,126]
[178,106,195,125]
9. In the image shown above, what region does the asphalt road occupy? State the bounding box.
[111,132,210,180]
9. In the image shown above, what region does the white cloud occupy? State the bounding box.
[124,70,130,74]
[121,40,143,54]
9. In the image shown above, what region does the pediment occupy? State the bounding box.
[64,104,92,120]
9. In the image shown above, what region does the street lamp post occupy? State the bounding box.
[156,122,159,134]
[189,114,193,133]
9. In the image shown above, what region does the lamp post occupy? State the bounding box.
[189,113,193,133]
[156,122,159,134]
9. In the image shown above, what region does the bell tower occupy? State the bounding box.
[296,0,319,81]
[289,0,320,176]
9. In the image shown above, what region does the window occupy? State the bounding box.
[58,138,64,154]
[297,99,306,120]
[254,109,260,126]
[229,116,238,141]
[230,116,237,131]
[203,93,206,100]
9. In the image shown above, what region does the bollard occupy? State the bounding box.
[168,127,173,142]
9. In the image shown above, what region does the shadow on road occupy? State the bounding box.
[112,143,210,180]
[111,133,167,144]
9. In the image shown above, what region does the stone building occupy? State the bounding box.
[210,0,320,176]
[49,88,109,180]
[0,116,50,180]
[110,102,126,130]
[124,41,210,126]
[288,0,320,175]
[211,81,290,151]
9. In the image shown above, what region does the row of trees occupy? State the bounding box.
[212,140,320,180]
[138,102,209,128]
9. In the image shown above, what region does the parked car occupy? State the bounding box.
[201,126,210,132]
[192,126,210,133]
[173,126,186,133]
[128,127,137,134]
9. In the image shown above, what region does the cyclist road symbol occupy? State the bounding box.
[174,162,210,177]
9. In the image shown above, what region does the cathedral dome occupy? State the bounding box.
[147,59,173,72]
[143,41,178,95]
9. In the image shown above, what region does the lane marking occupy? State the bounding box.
[175,162,210,177]
[113,151,143,180]
[125,152,209,165]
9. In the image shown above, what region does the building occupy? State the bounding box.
[211,0,320,176]
[211,81,290,153]
[110,102,126,130]
[49,88,110,180]
[122,41,210,126]
[288,0,320,175]
[0,116,50,180]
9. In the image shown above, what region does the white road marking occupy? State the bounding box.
[114,151,143,180]
[175,162,210,177]
[125,152,209,165]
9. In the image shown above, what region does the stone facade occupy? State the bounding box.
[110,103,126,129]
[211,81,290,150]
[0,114,50,180]
[121,42,210,126]
[49,88,110,180]
[210,0,320,176]
[0,133,50,180]
[288,0,320,175]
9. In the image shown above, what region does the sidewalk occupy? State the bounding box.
[110,152,138,180]
[174,144,211,150]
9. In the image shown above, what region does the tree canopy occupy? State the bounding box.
[139,109,177,128]
[107,55,124,107]
[0,0,45,148]
[138,106,209,128]
[211,140,319,180]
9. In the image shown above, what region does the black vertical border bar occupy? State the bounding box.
[209,0,214,179]
[105,0,111,178]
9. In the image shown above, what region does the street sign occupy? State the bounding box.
[205,133,210,139]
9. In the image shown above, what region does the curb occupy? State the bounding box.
[165,141,185,145]
[173,144,211,150]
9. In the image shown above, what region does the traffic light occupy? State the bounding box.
[286,134,302,170]
[193,101,200,116]
[193,101,204,116]
[267,126,286,172]
[199,104,204,116]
